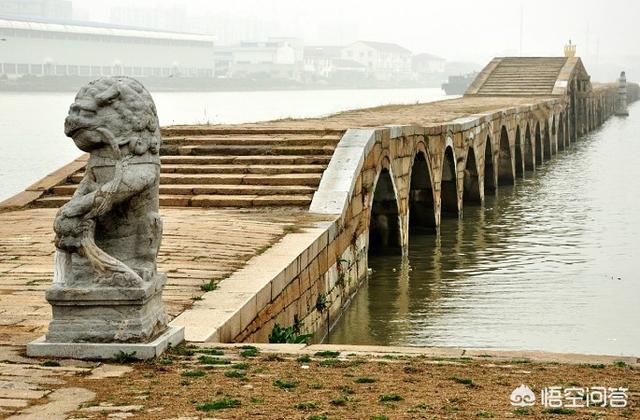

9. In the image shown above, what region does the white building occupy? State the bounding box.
[303,46,341,79]
[341,41,412,81]
[217,38,303,80]
[0,16,215,79]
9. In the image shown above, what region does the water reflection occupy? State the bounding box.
[329,102,640,356]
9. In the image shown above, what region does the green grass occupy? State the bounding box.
[307,416,327,420]
[158,358,173,365]
[583,363,605,369]
[339,386,355,395]
[477,411,494,418]
[330,397,348,406]
[181,370,206,378]
[170,344,195,357]
[41,360,60,367]
[198,355,231,365]
[370,416,388,420]
[309,383,324,389]
[449,376,477,387]
[354,377,377,384]
[613,360,627,368]
[542,407,576,415]
[224,370,247,379]
[319,358,341,367]
[379,394,403,402]
[294,401,318,410]
[273,379,298,390]
[240,346,259,358]
[297,354,312,363]
[230,362,250,370]
[199,279,217,292]
[195,397,241,411]
[196,348,224,356]
[315,350,340,358]
[513,407,532,415]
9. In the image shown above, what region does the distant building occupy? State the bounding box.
[0,0,71,20]
[0,16,215,79]
[304,46,342,79]
[330,58,367,80]
[412,53,446,75]
[217,38,304,80]
[341,41,412,81]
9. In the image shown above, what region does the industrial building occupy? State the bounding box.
[0,16,215,80]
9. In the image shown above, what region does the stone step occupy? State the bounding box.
[481,82,556,87]
[160,155,332,165]
[160,144,335,156]
[160,127,344,137]
[52,184,316,196]
[69,173,322,186]
[160,164,327,175]
[162,136,341,146]
[33,194,312,208]
[489,74,556,83]
[491,71,560,76]
[189,194,312,207]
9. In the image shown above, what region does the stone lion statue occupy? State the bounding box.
[47,77,167,343]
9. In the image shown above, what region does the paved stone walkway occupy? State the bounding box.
[0,207,304,347]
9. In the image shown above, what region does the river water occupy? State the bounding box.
[0,87,446,201]
[329,101,640,356]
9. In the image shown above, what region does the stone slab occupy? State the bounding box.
[26,326,184,360]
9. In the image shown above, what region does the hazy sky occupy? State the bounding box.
[71,0,639,65]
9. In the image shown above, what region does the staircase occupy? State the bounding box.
[32,128,344,209]
[475,57,567,96]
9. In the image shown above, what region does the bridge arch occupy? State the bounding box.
[514,125,524,176]
[463,145,481,203]
[543,120,551,159]
[497,125,514,185]
[551,115,557,154]
[535,121,543,164]
[483,135,496,194]
[524,122,534,170]
[558,113,565,150]
[441,144,459,216]
[368,157,402,256]
[408,146,436,233]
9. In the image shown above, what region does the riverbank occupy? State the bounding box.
[1,343,637,419]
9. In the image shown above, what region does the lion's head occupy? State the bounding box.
[64,77,160,156]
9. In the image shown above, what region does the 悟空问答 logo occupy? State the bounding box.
[511,384,536,407]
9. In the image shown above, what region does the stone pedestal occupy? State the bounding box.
[26,77,184,360]
[44,274,168,343]
[27,326,184,360]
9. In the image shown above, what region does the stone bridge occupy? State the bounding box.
[1,57,638,344]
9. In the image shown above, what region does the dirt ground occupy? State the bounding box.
[60,345,639,420]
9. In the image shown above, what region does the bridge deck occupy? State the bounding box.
[167,95,555,132]
[4,95,558,211]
